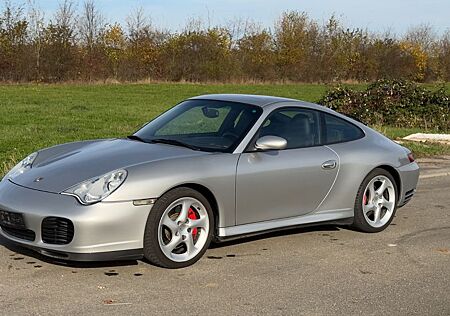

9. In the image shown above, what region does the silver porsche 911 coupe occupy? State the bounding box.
[0,94,419,268]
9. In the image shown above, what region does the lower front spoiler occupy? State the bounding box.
[4,237,143,261]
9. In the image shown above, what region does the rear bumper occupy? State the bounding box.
[396,162,420,207]
[0,179,152,261]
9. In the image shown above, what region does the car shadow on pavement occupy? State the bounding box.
[210,224,344,249]
[1,224,349,268]
[0,235,139,268]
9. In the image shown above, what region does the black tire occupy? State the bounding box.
[143,187,214,268]
[352,168,398,233]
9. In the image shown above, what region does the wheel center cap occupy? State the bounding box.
[373,196,383,205]
[178,225,188,234]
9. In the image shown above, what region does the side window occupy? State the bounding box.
[323,113,364,144]
[259,108,320,149]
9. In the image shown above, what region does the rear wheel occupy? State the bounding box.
[353,168,398,233]
[143,187,214,268]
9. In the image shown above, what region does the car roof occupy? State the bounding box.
[189,94,304,107]
[188,93,365,123]
[188,93,343,117]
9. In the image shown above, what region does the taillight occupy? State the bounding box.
[407,152,415,163]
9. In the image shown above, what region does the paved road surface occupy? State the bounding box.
[0,175,449,315]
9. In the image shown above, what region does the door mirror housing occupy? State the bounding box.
[255,136,287,151]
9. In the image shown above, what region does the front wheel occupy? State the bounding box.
[353,168,398,233]
[143,187,214,268]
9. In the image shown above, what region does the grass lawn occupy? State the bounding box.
[1,82,449,175]
[374,125,450,158]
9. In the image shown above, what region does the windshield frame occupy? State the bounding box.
[132,99,263,153]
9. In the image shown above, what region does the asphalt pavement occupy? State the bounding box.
[0,160,449,315]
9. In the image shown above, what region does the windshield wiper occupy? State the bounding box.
[150,138,202,151]
[127,135,148,143]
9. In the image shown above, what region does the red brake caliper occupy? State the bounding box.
[188,208,198,238]
[363,193,368,205]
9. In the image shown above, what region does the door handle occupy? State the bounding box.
[322,160,337,170]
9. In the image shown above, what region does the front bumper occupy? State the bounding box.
[0,179,152,261]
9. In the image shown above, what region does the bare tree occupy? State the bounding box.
[79,0,104,48]
[184,16,206,33]
[436,29,450,81]
[0,1,28,80]
[225,17,256,49]
[27,0,45,79]
[40,0,76,81]
[0,0,25,35]
[77,0,105,80]
[126,7,151,41]
[55,0,76,32]
[405,24,437,52]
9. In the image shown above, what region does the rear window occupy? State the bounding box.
[323,113,364,144]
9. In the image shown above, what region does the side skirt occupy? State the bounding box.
[217,208,354,241]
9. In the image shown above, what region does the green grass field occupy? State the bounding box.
[1,83,449,176]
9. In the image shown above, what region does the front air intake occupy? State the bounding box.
[41,217,74,245]
[1,225,36,241]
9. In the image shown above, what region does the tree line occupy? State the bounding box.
[1,0,449,83]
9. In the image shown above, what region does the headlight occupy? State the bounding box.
[62,169,127,205]
[5,152,38,180]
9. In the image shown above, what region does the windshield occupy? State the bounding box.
[133,99,263,152]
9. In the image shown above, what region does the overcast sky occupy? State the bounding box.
[6,0,450,35]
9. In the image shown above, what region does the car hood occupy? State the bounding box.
[11,138,208,193]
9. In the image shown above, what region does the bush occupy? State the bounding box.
[319,79,450,131]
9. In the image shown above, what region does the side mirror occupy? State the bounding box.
[255,135,287,151]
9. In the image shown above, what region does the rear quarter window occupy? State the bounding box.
[323,113,364,144]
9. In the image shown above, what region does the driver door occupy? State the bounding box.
[235,108,339,225]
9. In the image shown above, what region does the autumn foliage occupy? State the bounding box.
[1,1,449,83]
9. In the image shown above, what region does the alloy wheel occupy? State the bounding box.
[362,175,396,228]
[158,197,210,262]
